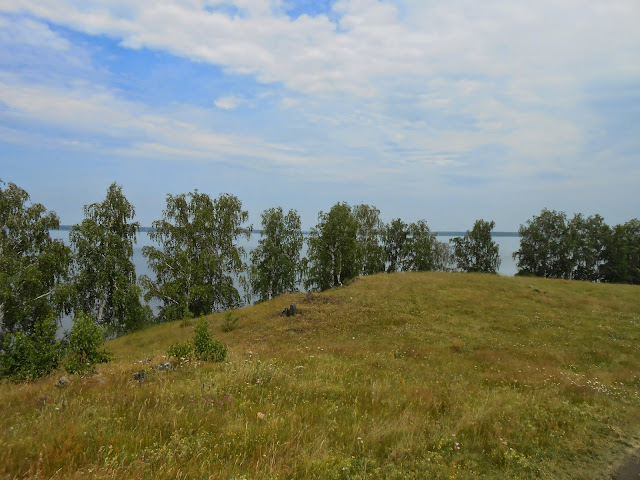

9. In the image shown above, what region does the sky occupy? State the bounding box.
[1,0,639,230]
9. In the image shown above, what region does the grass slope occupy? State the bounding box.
[1,272,639,479]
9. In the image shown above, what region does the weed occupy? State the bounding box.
[222,312,239,332]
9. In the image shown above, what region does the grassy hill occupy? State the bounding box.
[1,272,639,479]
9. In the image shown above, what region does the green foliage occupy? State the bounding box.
[601,219,640,284]
[70,182,151,335]
[353,204,386,275]
[141,191,251,323]
[514,209,638,284]
[167,318,227,362]
[193,318,227,362]
[167,341,193,360]
[514,209,572,278]
[0,315,62,381]
[305,202,359,291]
[382,218,452,273]
[63,312,112,375]
[383,218,409,273]
[221,312,239,332]
[249,207,303,302]
[405,219,451,272]
[451,219,501,273]
[568,213,609,281]
[0,180,71,336]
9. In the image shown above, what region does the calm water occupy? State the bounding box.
[50,230,521,332]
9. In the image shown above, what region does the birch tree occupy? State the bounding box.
[0,180,71,336]
[353,204,386,275]
[249,207,303,302]
[305,202,359,291]
[70,183,150,334]
[383,218,409,273]
[514,209,572,278]
[141,191,250,322]
[451,219,501,273]
[404,220,440,272]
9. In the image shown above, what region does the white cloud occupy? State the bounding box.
[0,0,632,97]
[280,97,299,109]
[0,0,637,123]
[0,15,70,50]
[1,0,639,224]
[214,95,246,110]
[0,77,316,168]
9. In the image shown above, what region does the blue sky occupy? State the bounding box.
[1,0,639,230]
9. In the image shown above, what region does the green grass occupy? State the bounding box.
[1,272,639,479]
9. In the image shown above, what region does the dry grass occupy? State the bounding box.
[1,272,639,479]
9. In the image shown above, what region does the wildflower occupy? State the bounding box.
[257,412,265,420]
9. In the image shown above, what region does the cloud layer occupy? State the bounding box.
[0,1,639,228]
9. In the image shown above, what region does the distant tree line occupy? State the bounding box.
[513,208,640,283]
[2,179,638,379]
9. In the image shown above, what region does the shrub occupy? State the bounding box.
[0,316,62,381]
[64,312,112,374]
[166,318,227,363]
[221,312,239,332]
[193,318,227,362]
[167,341,193,360]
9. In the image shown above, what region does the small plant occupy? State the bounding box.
[166,318,227,363]
[0,315,62,381]
[193,318,227,362]
[167,341,193,360]
[63,312,112,375]
[221,312,239,332]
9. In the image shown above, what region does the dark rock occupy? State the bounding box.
[132,370,146,382]
[280,302,298,317]
[55,375,70,388]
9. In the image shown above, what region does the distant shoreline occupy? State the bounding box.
[53,226,520,237]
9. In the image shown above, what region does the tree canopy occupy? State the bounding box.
[0,180,71,336]
[70,183,150,334]
[250,207,303,302]
[451,219,501,273]
[140,191,250,322]
[601,219,640,284]
[353,204,386,276]
[305,202,359,291]
[513,209,572,278]
[567,213,609,282]
[383,218,409,273]
[404,220,440,272]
